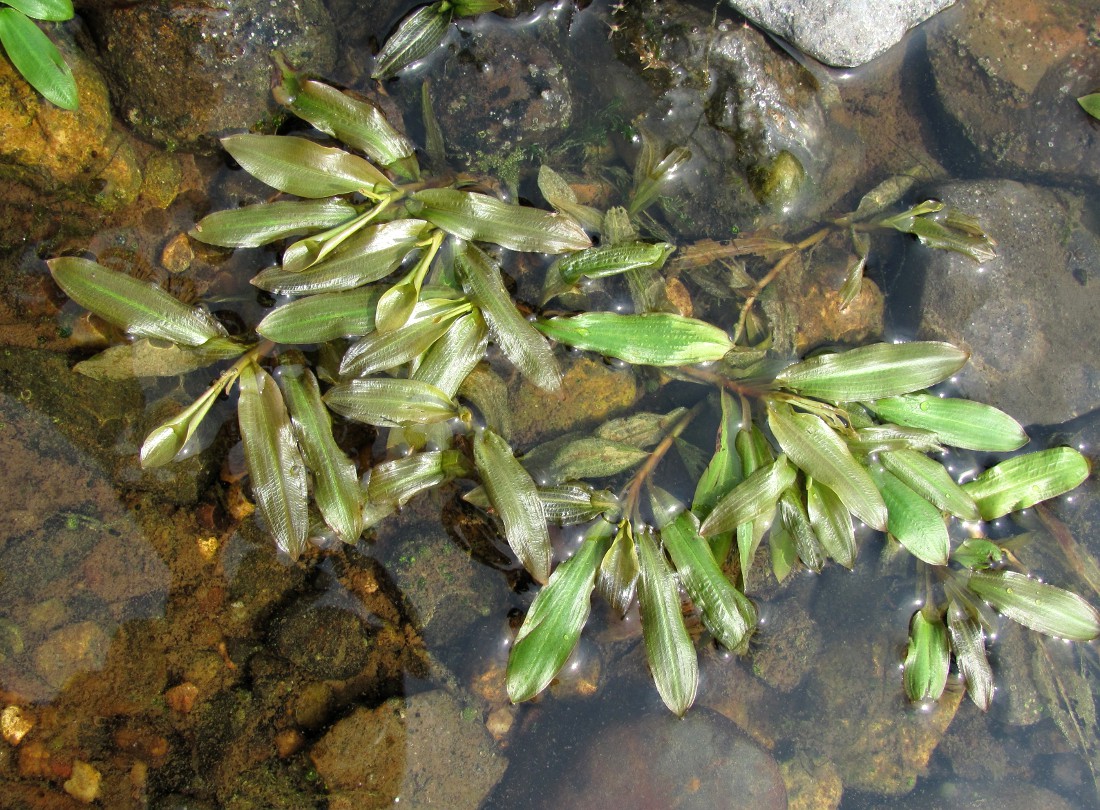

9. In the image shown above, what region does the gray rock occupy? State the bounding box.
[726,0,956,67]
[87,0,338,153]
[903,180,1100,426]
[927,0,1100,185]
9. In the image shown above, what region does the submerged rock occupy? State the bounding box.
[726,0,956,67]
[927,0,1100,185]
[86,0,338,152]
[899,179,1100,425]
[310,689,507,809]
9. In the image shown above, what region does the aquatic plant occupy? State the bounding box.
[0,0,77,110]
[48,67,1097,715]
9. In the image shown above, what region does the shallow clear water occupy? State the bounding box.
[0,1,1098,808]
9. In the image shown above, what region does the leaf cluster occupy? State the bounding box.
[47,64,1098,716]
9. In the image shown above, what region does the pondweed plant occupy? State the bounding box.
[48,65,1098,715]
[0,0,77,110]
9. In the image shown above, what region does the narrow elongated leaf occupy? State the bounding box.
[962,447,1090,520]
[946,599,993,710]
[870,466,950,565]
[869,394,1027,452]
[880,448,980,521]
[372,3,453,79]
[412,310,489,397]
[238,364,309,559]
[543,242,673,302]
[140,385,223,468]
[768,402,887,531]
[48,257,227,347]
[596,408,687,450]
[367,449,464,507]
[536,312,734,367]
[967,570,1100,641]
[257,286,383,343]
[903,608,950,702]
[951,538,1003,570]
[775,342,969,401]
[412,189,591,253]
[693,391,742,519]
[5,0,73,22]
[699,455,795,537]
[507,522,612,703]
[806,478,856,568]
[1080,93,1100,120]
[637,527,698,716]
[277,365,363,544]
[74,336,246,380]
[455,241,561,391]
[324,378,458,428]
[0,9,77,110]
[537,164,603,232]
[221,134,393,198]
[847,424,944,455]
[735,425,774,578]
[474,427,552,583]
[780,489,824,571]
[251,219,429,295]
[189,199,358,248]
[277,75,418,179]
[338,299,465,378]
[662,512,756,651]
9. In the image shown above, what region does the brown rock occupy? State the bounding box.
[33,622,110,691]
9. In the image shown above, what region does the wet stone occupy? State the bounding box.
[927,0,1100,185]
[310,689,507,810]
[270,602,374,681]
[34,622,110,691]
[900,179,1100,425]
[86,0,338,153]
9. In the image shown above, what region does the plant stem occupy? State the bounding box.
[621,398,707,516]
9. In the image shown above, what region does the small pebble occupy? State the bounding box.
[63,760,102,804]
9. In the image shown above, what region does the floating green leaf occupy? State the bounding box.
[536,312,734,367]
[367,449,465,507]
[699,455,795,537]
[946,599,993,710]
[904,608,950,702]
[869,394,1027,452]
[221,134,393,198]
[372,2,453,80]
[0,8,77,110]
[780,488,824,572]
[507,522,612,704]
[967,570,1100,641]
[189,199,359,248]
[775,341,968,402]
[140,385,223,469]
[324,378,459,428]
[637,527,698,716]
[48,257,227,347]
[251,219,430,295]
[474,427,552,584]
[768,402,887,531]
[257,287,383,344]
[455,241,561,391]
[74,337,247,380]
[871,465,949,565]
[278,364,363,544]
[1079,93,1100,120]
[412,188,591,253]
[338,298,466,378]
[847,424,944,455]
[662,511,756,651]
[543,242,674,303]
[412,310,490,398]
[598,519,639,617]
[693,391,742,528]
[880,448,980,521]
[962,447,1090,521]
[951,538,1003,570]
[538,483,620,525]
[277,74,419,179]
[238,363,309,559]
[5,0,74,22]
[537,164,603,232]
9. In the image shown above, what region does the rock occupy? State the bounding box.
[34,622,110,690]
[780,757,843,810]
[927,0,1100,184]
[310,690,507,809]
[876,779,1077,810]
[270,601,375,681]
[86,0,338,152]
[63,760,102,804]
[510,355,639,449]
[797,631,963,795]
[900,179,1100,425]
[423,11,573,185]
[0,29,142,208]
[614,2,861,237]
[750,601,821,692]
[728,0,956,67]
[495,702,787,809]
